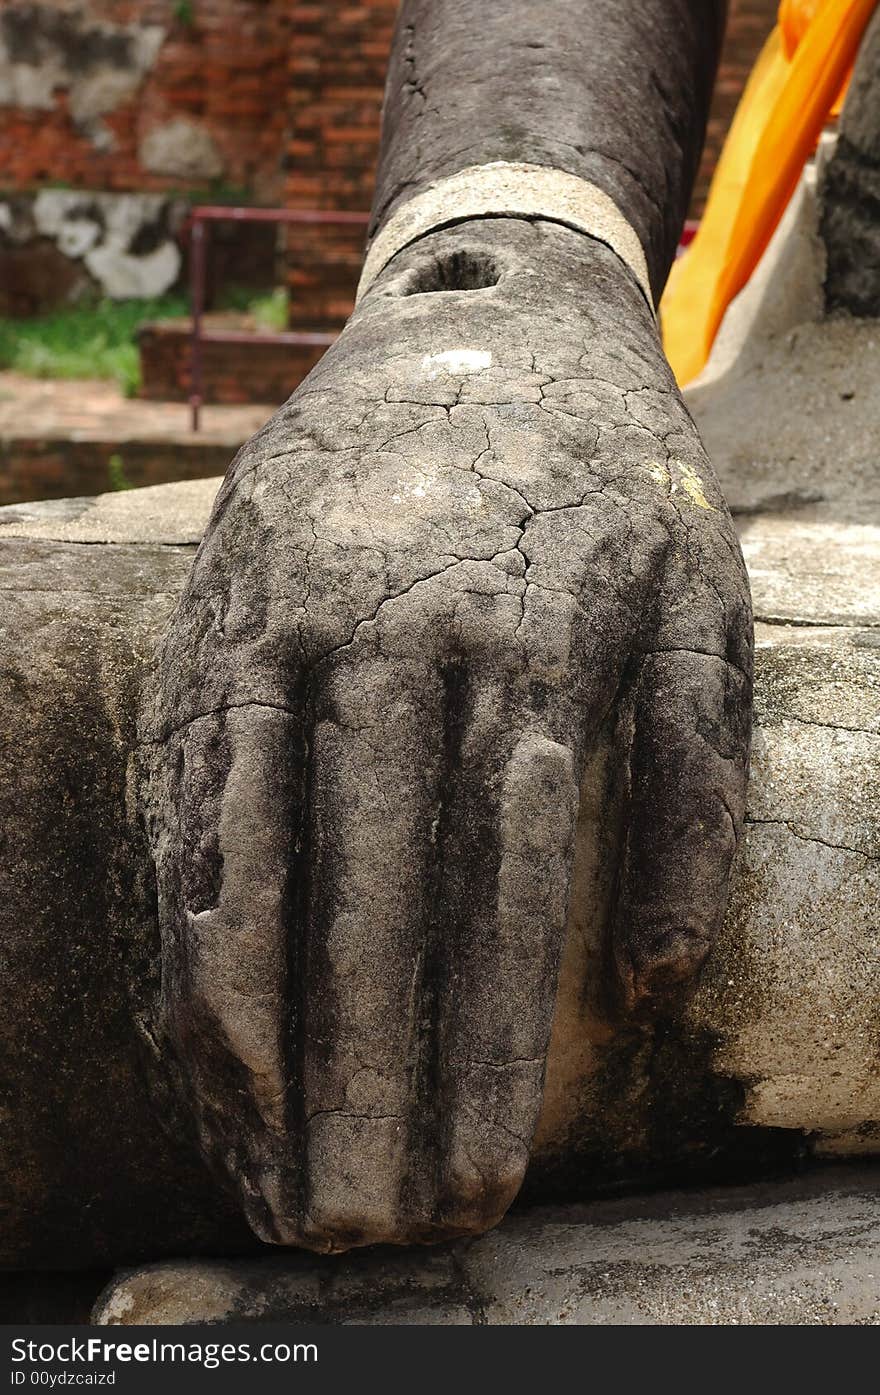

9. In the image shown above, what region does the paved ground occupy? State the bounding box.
[0,371,274,447]
[0,370,277,505]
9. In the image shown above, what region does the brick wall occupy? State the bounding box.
[1,1,778,323]
[0,0,292,200]
[285,0,398,330]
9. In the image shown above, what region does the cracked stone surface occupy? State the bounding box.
[140,217,752,1253]
[3,1,880,1274]
[0,508,875,1268]
[2,154,880,1265]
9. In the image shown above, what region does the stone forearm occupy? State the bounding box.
[372,0,727,297]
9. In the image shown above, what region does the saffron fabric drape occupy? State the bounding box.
[661,0,879,387]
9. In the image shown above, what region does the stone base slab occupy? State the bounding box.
[92,1167,880,1326]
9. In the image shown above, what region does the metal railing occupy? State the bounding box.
[186,205,370,431]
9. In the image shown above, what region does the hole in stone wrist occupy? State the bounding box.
[404,248,500,294]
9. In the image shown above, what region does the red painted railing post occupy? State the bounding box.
[189,217,207,433]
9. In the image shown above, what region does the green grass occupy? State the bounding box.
[0,295,188,397]
[107,452,133,492]
[218,285,289,331]
[0,286,289,396]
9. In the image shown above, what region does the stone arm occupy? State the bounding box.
[142,0,748,1253]
[373,0,726,301]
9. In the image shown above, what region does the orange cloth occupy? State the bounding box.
[780,0,850,109]
[661,0,878,387]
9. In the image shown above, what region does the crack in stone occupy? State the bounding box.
[140,697,299,746]
[746,817,878,862]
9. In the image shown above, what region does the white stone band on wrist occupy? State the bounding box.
[356,160,654,311]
